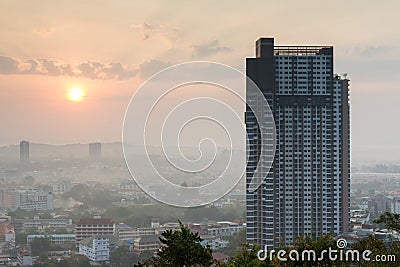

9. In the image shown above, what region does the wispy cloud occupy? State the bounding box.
[130,22,179,46]
[0,56,137,80]
[138,59,172,79]
[191,40,231,57]
[0,56,19,74]
[130,23,154,40]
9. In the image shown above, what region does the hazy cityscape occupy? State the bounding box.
[2,1,400,266]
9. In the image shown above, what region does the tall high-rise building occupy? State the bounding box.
[20,140,29,163]
[89,142,102,161]
[246,38,350,249]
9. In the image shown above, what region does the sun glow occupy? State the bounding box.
[67,87,85,102]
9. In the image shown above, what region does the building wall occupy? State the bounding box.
[79,237,109,263]
[246,38,350,249]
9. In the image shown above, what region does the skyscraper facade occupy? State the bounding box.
[20,140,29,164]
[89,142,102,161]
[246,38,350,249]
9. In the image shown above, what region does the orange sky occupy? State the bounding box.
[1,0,400,161]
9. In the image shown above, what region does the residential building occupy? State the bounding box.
[17,190,54,211]
[206,221,245,237]
[133,234,160,255]
[203,237,229,251]
[27,234,76,246]
[212,252,230,264]
[51,182,72,194]
[23,217,73,231]
[89,142,101,161]
[17,251,32,266]
[75,216,115,243]
[0,190,17,209]
[246,37,350,249]
[20,141,29,164]
[78,235,129,264]
[390,196,400,214]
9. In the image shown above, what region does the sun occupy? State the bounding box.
[67,87,85,102]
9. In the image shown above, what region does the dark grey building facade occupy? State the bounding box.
[246,37,350,249]
[20,140,29,164]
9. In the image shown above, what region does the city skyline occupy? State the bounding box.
[1,1,400,162]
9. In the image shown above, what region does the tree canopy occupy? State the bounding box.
[137,221,213,267]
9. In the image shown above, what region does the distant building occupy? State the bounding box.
[17,190,54,211]
[212,252,230,264]
[23,217,73,231]
[1,190,53,211]
[202,237,229,251]
[206,221,245,237]
[0,190,18,209]
[27,234,75,246]
[20,141,30,164]
[0,216,15,243]
[133,234,160,255]
[390,196,400,214]
[75,216,115,243]
[89,142,101,161]
[51,181,72,194]
[114,222,180,241]
[78,235,129,264]
[17,251,32,266]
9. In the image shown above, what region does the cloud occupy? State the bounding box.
[138,59,172,79]
[0,56,19,74]
[0,56,137,80]
[191,40,231,57]
[130,23,155,40]
[33,28,51,36]
[130,22,179,46]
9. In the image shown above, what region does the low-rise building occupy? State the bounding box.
[27,234,76,246]
[51,182,72,194]
[78,235,129,264]
[17,251,32,266]
[23,217,73,231]
[75,216,115,243]
[133,234,160,255]
[206,221,245,237]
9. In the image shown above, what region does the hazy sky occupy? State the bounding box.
[1,0,400,162]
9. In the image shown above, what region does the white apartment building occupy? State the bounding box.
[78,235,129,264]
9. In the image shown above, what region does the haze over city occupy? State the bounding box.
[2,1,400,267]
[1,1,400,162]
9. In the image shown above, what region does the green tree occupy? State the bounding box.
[30,237,51,256]
[374,212,400,231]
[66,254,91,267]
[351,235,390,267]
[110,246,137,267]
[139,221,213,267]
[15,232,28,245]
[228,243,272,267]
[220,230,246,256]
[138,250,154,263]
